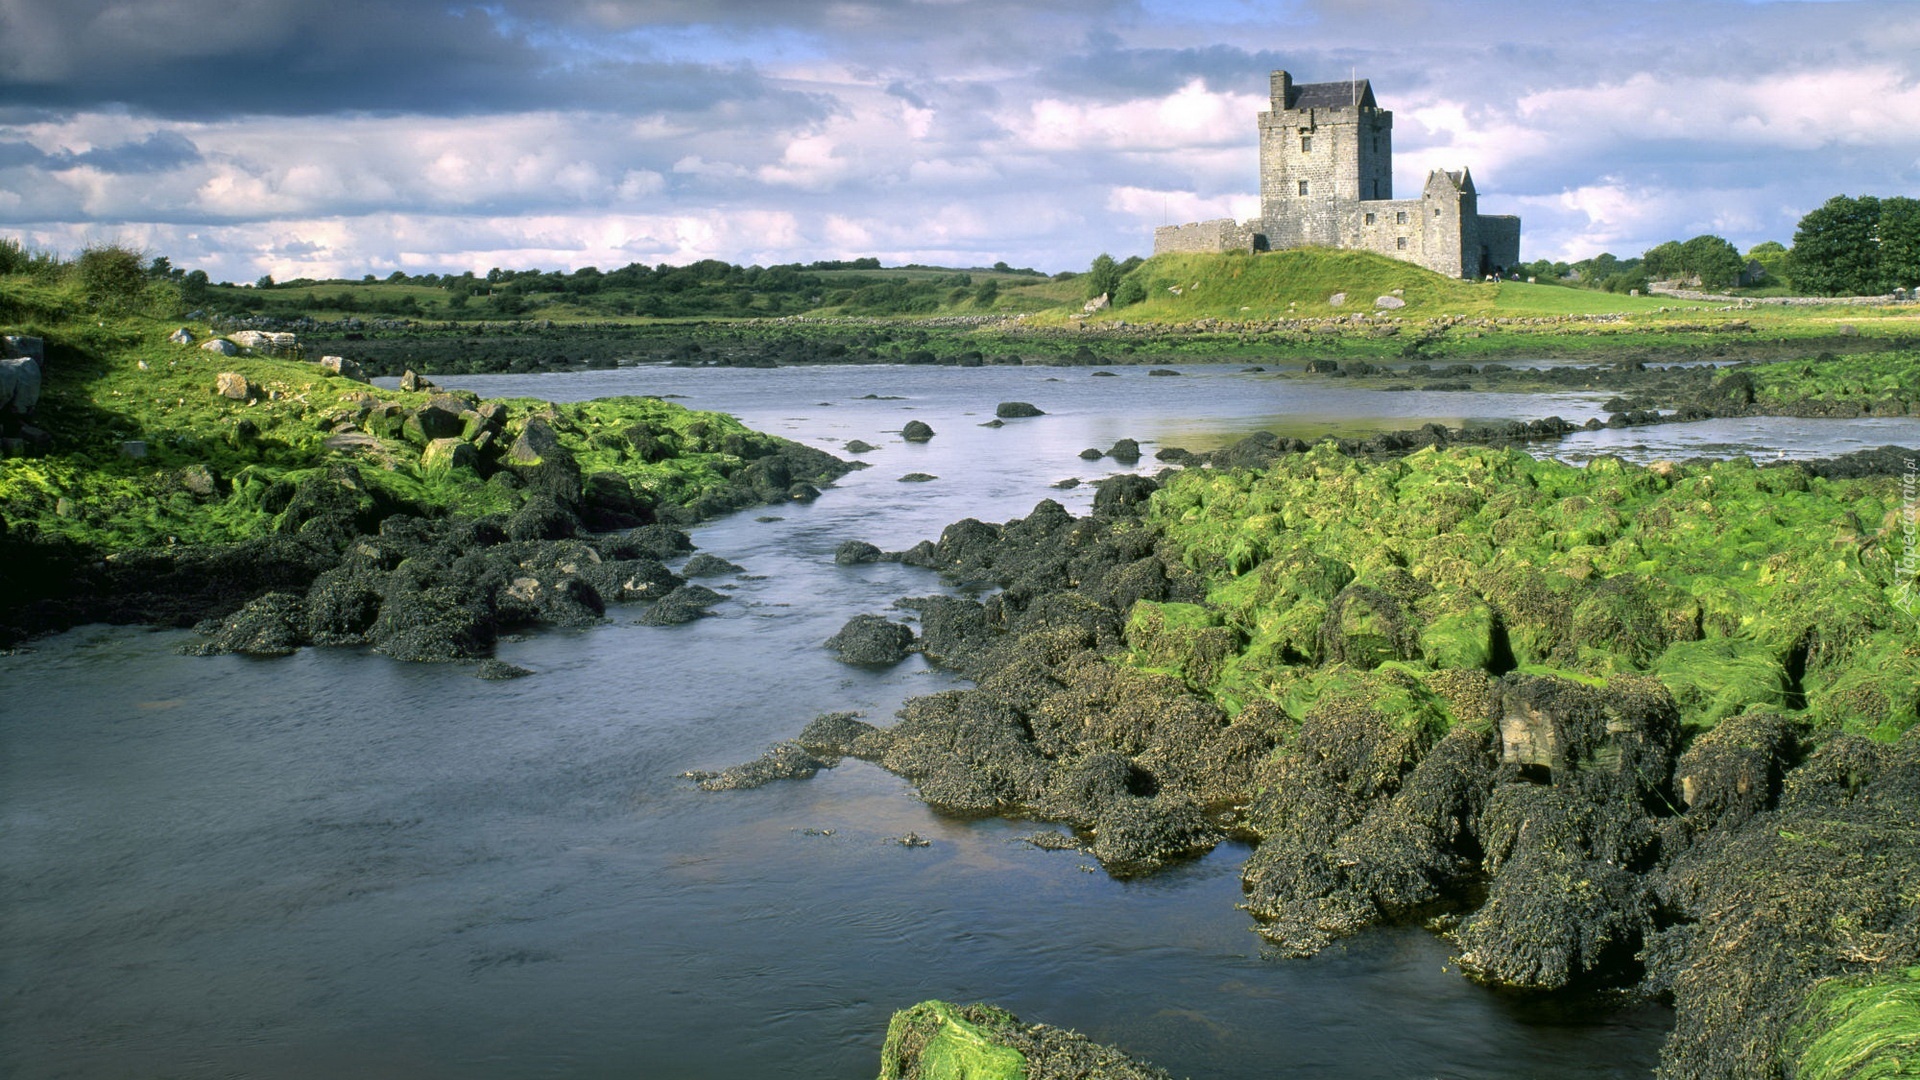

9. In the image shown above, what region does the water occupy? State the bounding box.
[16,361,1901,1080]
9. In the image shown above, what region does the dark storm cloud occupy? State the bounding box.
[0,0,815,119]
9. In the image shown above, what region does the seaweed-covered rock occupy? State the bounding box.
[370,583,496,661]
[1646,731,1920,1080]
[681,553,743,577]
[180,591,308,656]
[687,741,827,791]
[995,401,1045,418]
[878,1001,1170,1080]
[304,565,385,645]
[834,539,884,565]
[639,583,725,625]
[826,614,916,665]
[902,420,935,442]
[476,659,533,680]
[795,711,886,759]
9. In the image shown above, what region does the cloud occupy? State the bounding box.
[3,0,1918,278]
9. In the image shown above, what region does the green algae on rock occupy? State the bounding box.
[878,1000,1170,1080]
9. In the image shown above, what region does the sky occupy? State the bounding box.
[2,0,1917,282]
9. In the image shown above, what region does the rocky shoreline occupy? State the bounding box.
[711,436,1917,1079]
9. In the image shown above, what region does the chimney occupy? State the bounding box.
[1271,70,1293,110]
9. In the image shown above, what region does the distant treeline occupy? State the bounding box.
[208,257,1061,320]
[1508,193,1919,297]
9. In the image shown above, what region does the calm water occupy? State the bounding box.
[9,363,1906,1080]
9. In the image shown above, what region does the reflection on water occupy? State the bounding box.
[27,362,1896,1079]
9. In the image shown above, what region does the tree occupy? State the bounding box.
[1681,235,1743,289]
[973,279,999,307]
[255,273,275,289]
[1791,195,1883,296]
[1879,196,1920,291]
[1086,253,1121,300]
[1641,240,1685,281]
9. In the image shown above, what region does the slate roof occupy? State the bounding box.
[1287,79,1376,110]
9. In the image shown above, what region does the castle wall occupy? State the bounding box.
[1150,70,1519,279]
[1478,216,1521,274]
[1153,219,1262,256]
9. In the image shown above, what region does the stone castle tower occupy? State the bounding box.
[1154,71,1520,279]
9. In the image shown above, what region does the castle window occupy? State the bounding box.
[1364,212,1376,225]
[1434,208,1442,217]
[1395,211,1408,224]
[1300,136,1312,152]
[1298,180,1309,196]
[1396,237,1408,250]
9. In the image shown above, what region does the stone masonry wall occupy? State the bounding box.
[1153,219,1262,256]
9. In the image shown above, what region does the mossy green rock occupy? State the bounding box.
[879,1001,1028,1080]
[1788,966,1920,1079]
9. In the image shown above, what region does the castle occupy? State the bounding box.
[1154,71,1520,279]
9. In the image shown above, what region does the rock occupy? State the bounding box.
[214,372,256,400]
[476,660,533,680]
[1084,293,1110,313]
[845,439,878,454]
[228,330,272,350]
[826,614,916,664]
[639,583,725,625]
[319,355,368,383]
[899,472,937,482]
[688,741,827,790]
[835,540,884,565]
[179,592,308,657]
[1052,478,1081,489]
[371,583,496,661]
[879,1001,1170,1080]
[681,553,743,577]
[1374,295,1407,310]
[404,404,467,446]
[398,369,434,392]
[420,437,478,473]
[978,419,1004,428]
[902,420,935,442]
[795,712,886,758]
[168,327,194,345]
[0,356,42,416]
[577,558,681,602]
[1146,368,1181,376]
[996,401,1045,418]
[1078,448,1104,460]
[201,338,240,356]
[1329,292,1347,306]
[1107,438,1141,462]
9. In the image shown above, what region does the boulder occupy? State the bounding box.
[168,327,194,345]
[214,372,256,400]
[834,539,884,565]
[826,614,916,664]
[319,355,368,382]
[403,403,467,445]
[1328,292,1347,307]
[902,420,935,442]
[228,330,272,350]
[639,583,725,625]
[398,369,434,392]
[995,401,1045,418]
[201,338,240,356]
[0,355,42,416]
[681,553,743,577]
[420,437,478,473]
[179,592,308,657]
[1375,294,1407,310]
[845,439,878,454]
[1107,438,1141,462]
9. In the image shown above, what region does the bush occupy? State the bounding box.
[71,243,151,313]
